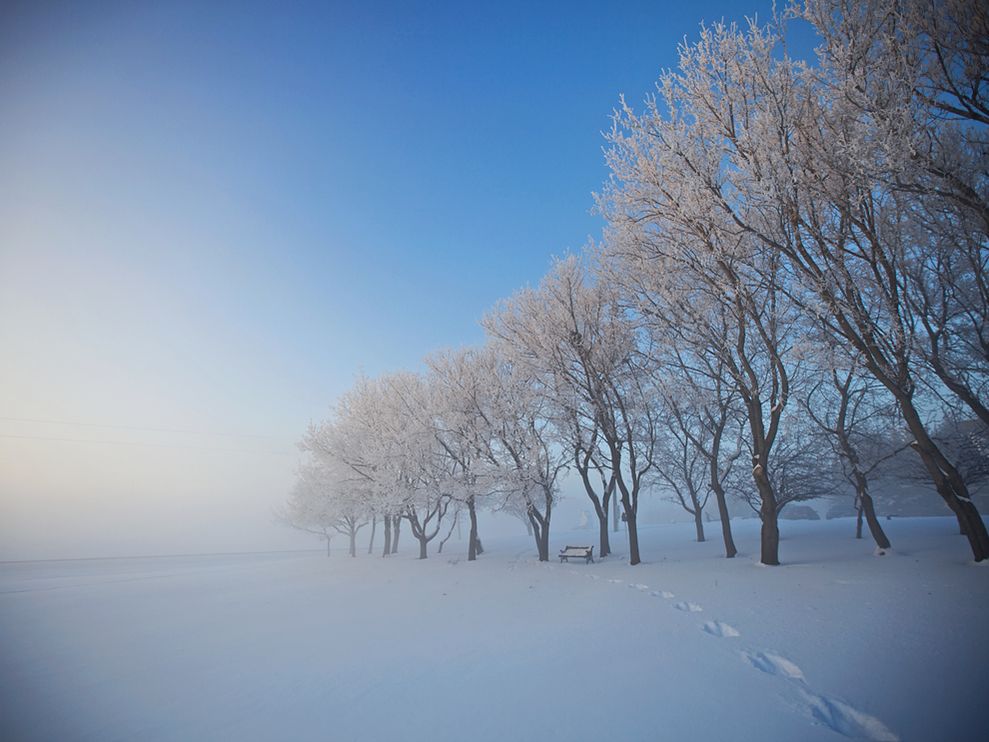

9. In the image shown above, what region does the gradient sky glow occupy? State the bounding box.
[1,0,784,559]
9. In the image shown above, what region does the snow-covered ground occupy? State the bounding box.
[1,516,986,741]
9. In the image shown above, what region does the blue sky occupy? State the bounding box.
[0,0,786,558]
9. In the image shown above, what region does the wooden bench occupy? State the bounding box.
[559,545,594,564]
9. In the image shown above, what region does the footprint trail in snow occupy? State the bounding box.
[576,565,898,741]
[651,590,675,599]
[802,691,899,742]
[674,601,703,612]
[701,620,741,638]
[740,646,897,740]
[742,650,805,681]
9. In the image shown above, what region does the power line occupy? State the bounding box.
[0,432,293,456]
[0,416,284,440]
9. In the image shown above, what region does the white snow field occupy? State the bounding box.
[2,516,987,741]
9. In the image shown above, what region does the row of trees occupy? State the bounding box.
[285,0,989,565]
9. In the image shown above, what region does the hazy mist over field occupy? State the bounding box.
[1,0,761,562]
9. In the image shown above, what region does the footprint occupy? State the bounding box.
[742,650,804,681]
[650,590,675,599]
[701,621,740,637]
[801,691,898,741]
[630,583,650,591]
[608,578,624,585]
[675,601,703,612]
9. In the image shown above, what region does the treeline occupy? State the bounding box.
[283,0,989,566]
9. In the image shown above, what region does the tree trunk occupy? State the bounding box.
[467,498,479,561]
[612,493,620,532]
[368,516,376,555]
[348,529,357,558]
[392,517,401,554]
[849,465,890,550]
[836,408,890,550]
[531,486,554,562]
[754,465,780,565]
[382,515,392,557]
[708,409,737,558]
[325,535,331,557]
[712,482,737,558]
[616,479,640,565]
[438,511,459,555]
[537,521,550,561]
[580,493,610,557]
[625,508,641,565]
[578,467,611,558]
[528,510,550,561]
[694,508,706,542]
[760,508,780,566]
[860,492,890,551]
[900,395,989,561]
[587,491,611,558]
[528,512,543,560]
[418,537,428,560]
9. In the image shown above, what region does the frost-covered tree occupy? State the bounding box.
[735,412,838,520]
[655,399,712,543]
[305,376,403,557]
[601,171,803,566]
[282,459,370,557]
[602,10,989,561]
[484,256,660,565]
[802,0,989,429]
[652,364,746,548]
[799,348,900,550]
[378,371,452,560]
[642,318,745,558]
[483,258,611,558]
[304,371,455,560]
[427,347,504,561]
[279,463,336,556]
[773,4,989,557]
[467,347,568,562]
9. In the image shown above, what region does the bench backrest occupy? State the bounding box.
[560,546,593,556]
